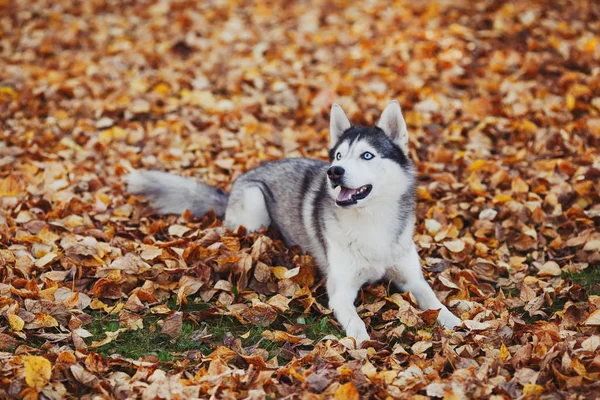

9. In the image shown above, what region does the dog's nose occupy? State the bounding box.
[327,166,345,181]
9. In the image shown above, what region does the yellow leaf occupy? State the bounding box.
[566,93,575,110]
[335,382,359,400]
[152,82,171,95]
[33,313,59,328]
[8,313,24,331]
[467,173,486,197]
[468,159,487,171]
[521,119,538,134]
[0,85,18,100]
[499,343,510,362]
[522,384,544,397]
[0,175,21,196]
[493,194,512,204]
[272,266,289,280]
[23,356,52,390]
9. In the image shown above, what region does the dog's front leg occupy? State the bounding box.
[387,245,461,329]
[326,267,370,346]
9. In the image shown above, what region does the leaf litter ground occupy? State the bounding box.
[1,0,600,399]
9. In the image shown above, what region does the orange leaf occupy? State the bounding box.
[335,382,359,400]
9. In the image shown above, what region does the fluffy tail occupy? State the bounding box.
[125,170,228,218]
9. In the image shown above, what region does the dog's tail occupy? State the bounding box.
[125,170,228,218]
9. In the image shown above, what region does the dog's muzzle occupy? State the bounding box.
[327,166,345,187]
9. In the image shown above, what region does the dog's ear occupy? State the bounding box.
[329,104,351,148]
[377,100,409,154]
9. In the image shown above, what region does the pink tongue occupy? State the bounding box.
[337,187,358,202]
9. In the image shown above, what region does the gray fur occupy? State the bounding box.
[125,170,228,217]
[227,158,330,266]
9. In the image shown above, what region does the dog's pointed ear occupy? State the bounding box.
[329,104,351,148]
[377,100,409,154]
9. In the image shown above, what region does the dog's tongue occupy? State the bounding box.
[337,187,358,202]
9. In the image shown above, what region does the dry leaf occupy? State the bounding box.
[23,356,52,390]
[334,382,359,400]
[537,261,561,277]
[161,312,183,339]
[444,239,465,253]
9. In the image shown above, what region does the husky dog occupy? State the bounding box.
[126,101,461,344]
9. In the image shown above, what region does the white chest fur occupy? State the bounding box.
[324,206,415,283]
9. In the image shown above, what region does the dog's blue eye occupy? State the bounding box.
[336,152,342,160]
[361,152,374,160]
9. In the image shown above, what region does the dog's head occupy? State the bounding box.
[327,101,415,208]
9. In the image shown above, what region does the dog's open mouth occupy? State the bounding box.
[335,184,372,206]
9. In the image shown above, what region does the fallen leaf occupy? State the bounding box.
[161,312,183,339]
[537,261,561,277]
[8,313,24,331]
[335,382,359,400]
[23,356,52,390]
[583,309,600,326]
[444,239,465,253]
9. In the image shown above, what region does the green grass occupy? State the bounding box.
[297,315,343,340]
[565,266,600,296]
[83,300,344,365]
[84,312,212,362]
[497,265,600,324]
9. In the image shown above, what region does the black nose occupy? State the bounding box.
[327,166,345,181]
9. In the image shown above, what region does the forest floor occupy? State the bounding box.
[1,0,599,398]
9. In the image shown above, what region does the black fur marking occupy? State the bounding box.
[299,169,315,207]
[396,179,417,239]
[245,179,276,205]
[329,126,410,167]
[312,178,328,258]
[243,179,282,233]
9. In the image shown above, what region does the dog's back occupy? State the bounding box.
[228,158,329,266]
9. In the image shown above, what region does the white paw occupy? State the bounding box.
[345,320,370,346]
[438,309,462,329]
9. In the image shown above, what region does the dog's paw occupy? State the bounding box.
[438,310,462,330]
[345,320,370,347]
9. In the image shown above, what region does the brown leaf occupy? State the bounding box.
[161,311,183,339]
[0,333,20,350]
[176,275,204,305]
[70,364,98,388]
[242,304,278,326]
[92,279,123,299]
